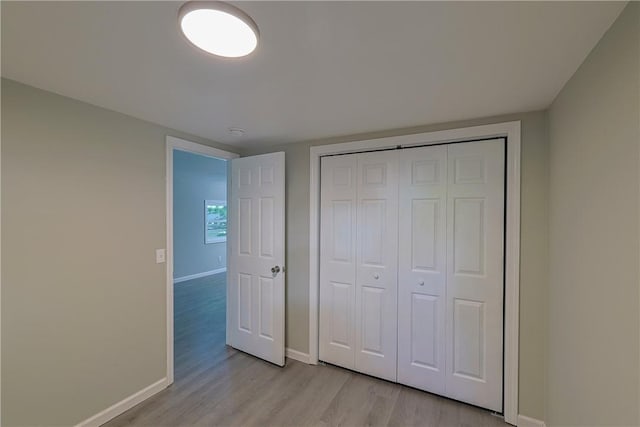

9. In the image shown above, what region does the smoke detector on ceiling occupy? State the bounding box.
[228,127,246,137]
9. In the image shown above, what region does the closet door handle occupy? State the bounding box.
[373,273,380,280]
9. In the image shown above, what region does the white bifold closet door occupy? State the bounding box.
[397,139,504,412]
[319,154,357,370]
[355,151,399,381]
[319,151,399,381]
[320,139,504,412]
[397,145,448,395]
[444,140,504,411]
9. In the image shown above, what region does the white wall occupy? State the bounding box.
[548,3,639,425]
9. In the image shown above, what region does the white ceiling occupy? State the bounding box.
[1,1,625,148]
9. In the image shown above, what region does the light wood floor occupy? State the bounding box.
[104,273,509,427]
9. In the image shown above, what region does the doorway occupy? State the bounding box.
[173,149,228,381]
[165,136,239,385]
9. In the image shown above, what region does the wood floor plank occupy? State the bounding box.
[317,371,401,427]
[257,364,352,427]
[104,273,509,427]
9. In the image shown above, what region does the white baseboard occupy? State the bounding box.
[517,414,546,427]
[75,378,168,427]
[286,348,311,364]
[174,267,226,284]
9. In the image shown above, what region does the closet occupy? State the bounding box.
[319,138,505,412]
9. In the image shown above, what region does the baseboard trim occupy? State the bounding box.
[517,414,546,427]
[174,268,226,284]
[286,348,311,364]
[75,378,168,427]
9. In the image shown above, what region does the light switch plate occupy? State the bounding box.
[156,249,166,264]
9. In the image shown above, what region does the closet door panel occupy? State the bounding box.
[445,139,505,412]
[355,151,398,381]
[397,146,447,394]
[319,154,357,369]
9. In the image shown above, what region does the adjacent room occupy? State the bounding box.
[1,2,638,427]
[172,148,229,385]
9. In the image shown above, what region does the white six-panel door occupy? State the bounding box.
[319,139,505,412]
[319,154,357,369]
[397,145,448,394]
[445,139,504,411]
[355,151,399,381]
[228,152,286,366]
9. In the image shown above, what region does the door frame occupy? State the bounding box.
[165,136,239,385]
[308,121,521,425]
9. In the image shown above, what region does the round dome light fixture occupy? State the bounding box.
[178,1,259,58]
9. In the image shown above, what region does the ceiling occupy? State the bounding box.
[1,1,625,148]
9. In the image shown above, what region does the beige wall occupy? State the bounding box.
[243,110,550,420]
[1,78,238,426]
[547,3,639,426]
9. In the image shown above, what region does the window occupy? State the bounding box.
[205,200,227,244]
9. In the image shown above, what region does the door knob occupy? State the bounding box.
[373,273,380,280]
[419,280,425,286]
[271,265,281,274]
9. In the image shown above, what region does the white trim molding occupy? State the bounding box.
[637,80,640,427]
[0,52,3,426]
[74,378,168,427]
[308,121,521,425]
[285,348,311,364]
[166,136,239,385]
[166,136,237,160]
[174,268,227,284]
[517,414,546,427]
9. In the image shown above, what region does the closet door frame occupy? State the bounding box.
[309,121,521,425]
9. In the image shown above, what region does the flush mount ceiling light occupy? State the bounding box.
[178,1,259,58]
